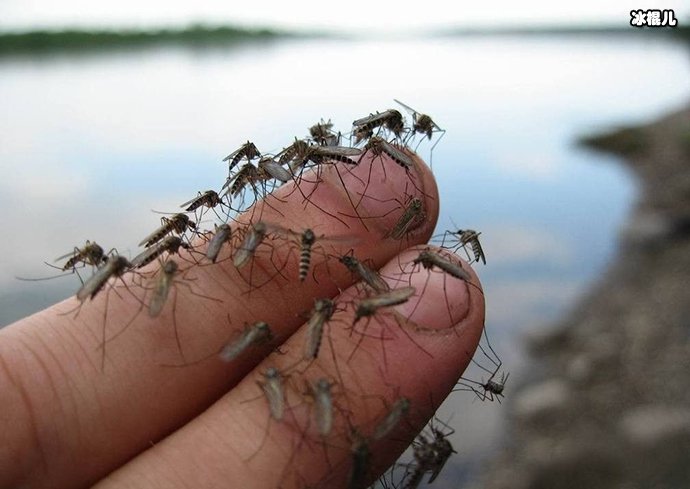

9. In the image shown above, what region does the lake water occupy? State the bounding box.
[1,34,688,486]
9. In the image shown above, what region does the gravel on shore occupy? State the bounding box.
[481,105,690,489]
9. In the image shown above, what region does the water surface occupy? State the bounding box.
[1,35,688,486]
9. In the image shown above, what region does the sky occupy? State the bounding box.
[1,0,688,33]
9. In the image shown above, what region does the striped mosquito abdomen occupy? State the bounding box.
[307,146,362,167]
[131,235,190,269]
[58,240,107,271]
[299,229,316,282]
[181,190,221,212]
[223,140,261,172]
[278,139,311,167]
[457,229,486,265]
[352,109,404,142]
[139,213,195,248]
[227,163,260,198]
[365,137,413,170]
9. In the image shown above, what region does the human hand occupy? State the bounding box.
[0,150,485,488]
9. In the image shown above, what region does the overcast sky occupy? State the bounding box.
[1,1,688,32]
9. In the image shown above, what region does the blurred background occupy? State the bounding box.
[1,1,689,487]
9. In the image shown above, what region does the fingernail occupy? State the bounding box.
[318,150,438,238]
[382,247,479,333]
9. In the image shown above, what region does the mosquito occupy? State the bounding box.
[372,397,411,441]
[302,145,362,168]
[219,321,274,362]
[298,229,318,282]
[277,138,311,167]
[393,99,446,154]
[222,162,285,221]
[426,417,457,483]
[309,119,341,147]
[403,248,482,335]
[353,286,415,325]
[71,254,138,370]
[76,254,132,302]
[223,140,261,172]
[138,213,196,248]
[339,251,390,294]
[284,144,369,231]
[233,221,270,269]
[56,240,109,271]
[387,197,425,241]
[352,109,405,144]
[143,260,189,361]
[348,286,427,367]
[104,258,223,365]
[232,221,289,294]
[244,367,287,462]
[452,229,486,265]
[348,430,371,489]
[456,370,509,403]
[180,190,221,212]
[303,298,336,361]
[306,377,335,437]
[17,240,112,284]
[278,376,343,486]
[257,156,292,183]
[130,235,192,269]
[147,259,178,318]
[204,223,234,263]
[222,162,261,199]
[454,326,507,402]
[412,249,471,282]
[363,136,414,171]
[403,434,436,489]
[275,227,355,283]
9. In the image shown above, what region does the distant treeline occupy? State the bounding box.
[1,23,688,56]
[439,24,690,42]
[0,25,301,55]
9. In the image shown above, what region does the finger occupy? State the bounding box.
[0,150,439,488]
[94,246,485,489]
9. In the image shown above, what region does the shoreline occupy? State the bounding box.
[482,105,690,488]
[0,25,687,56]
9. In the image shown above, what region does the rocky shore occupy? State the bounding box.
[481,106,690,489]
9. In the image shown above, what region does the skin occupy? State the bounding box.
[0,150,485,488]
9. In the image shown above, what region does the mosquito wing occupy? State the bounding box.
[259,158,292,182]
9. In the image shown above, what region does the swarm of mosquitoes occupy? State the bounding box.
[23,100,507,489]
